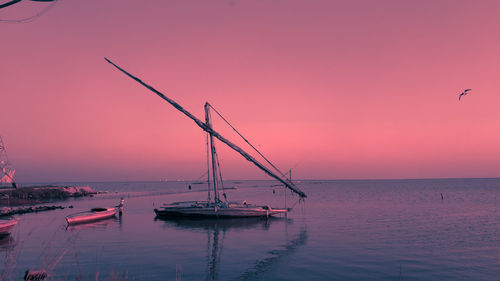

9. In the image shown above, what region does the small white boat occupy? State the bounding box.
[66,199,124,225]
[0,217,18,235]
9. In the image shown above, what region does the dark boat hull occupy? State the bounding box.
[154,201,287,218]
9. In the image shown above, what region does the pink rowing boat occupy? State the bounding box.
[0,217,18,235]
[66,199,124,225]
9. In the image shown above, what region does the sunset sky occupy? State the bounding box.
[1,0,499,182]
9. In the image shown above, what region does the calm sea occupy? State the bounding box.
[1,178,499,280]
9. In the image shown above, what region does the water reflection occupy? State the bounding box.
[235,228,307,281]
[0,234,15,250]
[0,234,18,280]
[155,216,279,231]
[155,217,307,281]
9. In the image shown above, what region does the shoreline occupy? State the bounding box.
[0,185,99,207]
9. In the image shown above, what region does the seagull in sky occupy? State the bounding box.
[459,89,471,100]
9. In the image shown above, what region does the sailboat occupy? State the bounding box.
[105,58,307,218]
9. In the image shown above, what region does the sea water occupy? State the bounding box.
[1,178,499,280]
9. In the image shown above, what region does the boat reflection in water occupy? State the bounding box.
[0,233,15,250]
[155,216,307,281]
[0,231,18,280]
[155,216,278,231]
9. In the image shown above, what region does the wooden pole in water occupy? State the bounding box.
[105,58,307,198]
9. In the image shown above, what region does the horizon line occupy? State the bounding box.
[15,176,500,184]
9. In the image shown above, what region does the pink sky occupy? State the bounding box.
[1,0,499,182]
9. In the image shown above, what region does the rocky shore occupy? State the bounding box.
[0,205,67,217]
[0,185,98,206]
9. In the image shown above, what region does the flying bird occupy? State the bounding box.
[459,89,471,100]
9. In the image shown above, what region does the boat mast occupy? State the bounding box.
[205,103,219,204]
[105,58,307,198]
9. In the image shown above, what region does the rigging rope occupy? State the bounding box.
[284,185,287,209]
[0,137,12,164]
[207,103,306,202]
[206,131,211,201]
[287,197,303,211]
[209,131,227,203]
[214,146,227,202]
[206,103,291,182]
[195,170,208,181]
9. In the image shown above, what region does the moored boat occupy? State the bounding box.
[66,198,124,225]
[106,58,306,219]
[0,217,18,235]
[155,201,287,218]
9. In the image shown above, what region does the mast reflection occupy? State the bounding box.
[155,217,307,281]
